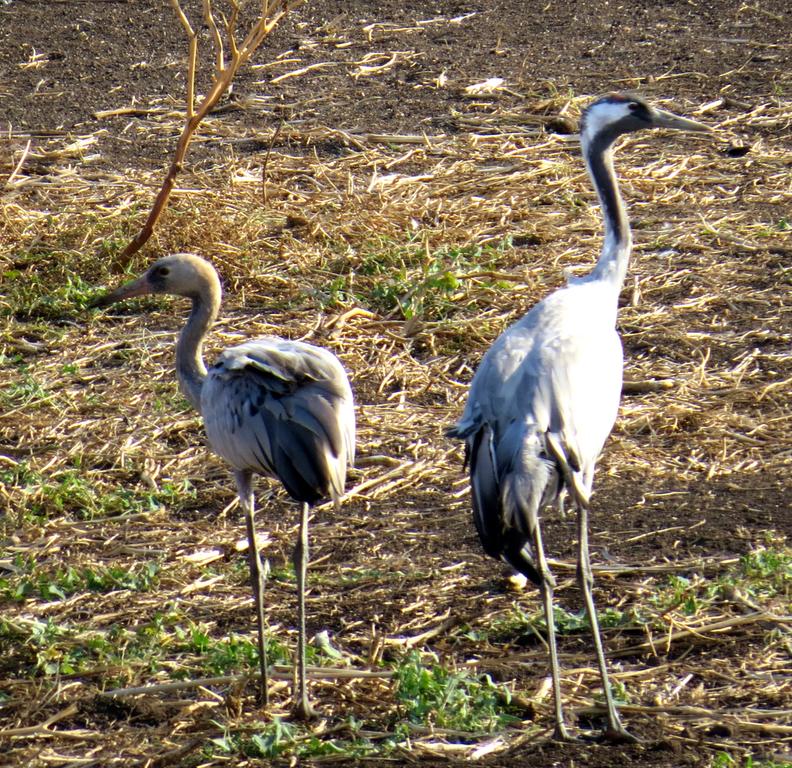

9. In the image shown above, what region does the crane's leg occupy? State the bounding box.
[235,470,269,708]
[576,504,637,743]
[530,520,576,742]
[291,501,316,720]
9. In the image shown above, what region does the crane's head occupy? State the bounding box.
[580,93,711,149]
[91,253,222,308]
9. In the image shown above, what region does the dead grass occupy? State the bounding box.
[1,88,790,767]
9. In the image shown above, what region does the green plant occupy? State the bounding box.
[649,546,791,620]
[740,549,791,592]
[1,268,100,321]
[1,464,196,522]
[393,651,520,733]
[0,369,53,409]
[243,718,297,758]
[652,574,702,615]
[169,622,290,676]
[318,235,513,321]
[207,717,378,761]
[1,561,161,603]
[711,753,792,768]
[493,603,642,641]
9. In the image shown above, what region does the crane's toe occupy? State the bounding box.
[291,697,318,722]
[600,724,640,744]
[551,723,583,744]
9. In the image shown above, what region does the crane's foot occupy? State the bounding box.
[551,723,583,744]
[600,724,640,744]
[291,696,318,722]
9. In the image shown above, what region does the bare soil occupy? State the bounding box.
[1,0,788,168]
[0,1,790,767]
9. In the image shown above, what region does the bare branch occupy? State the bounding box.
[228,0,241,58]
[115,0,301,269]
[203,0,225,71]
[168,0,194,37]
[186,38,198,119]
[170,0,197,118]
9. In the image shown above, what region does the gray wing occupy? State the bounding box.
[201,337,355,505]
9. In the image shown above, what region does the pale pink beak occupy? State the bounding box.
[90,274,152,308]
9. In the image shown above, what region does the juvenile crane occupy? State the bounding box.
[92,254,355,719]
[447,94,711,741]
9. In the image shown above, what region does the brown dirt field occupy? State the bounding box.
[0,1,790,767]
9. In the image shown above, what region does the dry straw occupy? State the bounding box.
[1,31,790,768]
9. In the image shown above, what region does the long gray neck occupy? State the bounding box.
[583,132,632,290]
[175,293,218,412]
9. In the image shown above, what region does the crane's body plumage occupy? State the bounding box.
[448,93,711,741]
[450,279,624,579]
[92,253,355,719]
[203,338,355,505]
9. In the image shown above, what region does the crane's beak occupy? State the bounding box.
[89,274,152,308]
[650,108,712,134]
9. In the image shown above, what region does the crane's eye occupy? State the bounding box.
[156,266,170,277]
[627,101,651,121]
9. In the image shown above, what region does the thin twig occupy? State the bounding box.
[611,612,790,656]
[99,667,394,698]
[4,139,32,189]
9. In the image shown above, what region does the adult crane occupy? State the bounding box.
[447,94,711,741]
[92,253,355,720]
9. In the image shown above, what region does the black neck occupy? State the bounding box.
[583,130,632,286]
[587,132,628,248]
